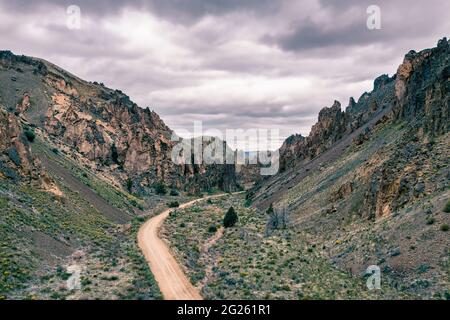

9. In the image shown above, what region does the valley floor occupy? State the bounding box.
[161,191,449,300]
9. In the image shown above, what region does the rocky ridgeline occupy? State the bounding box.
[257,38,449,220]
[280,38,448,175]
[0,51,239,194]
[279,72,397,172]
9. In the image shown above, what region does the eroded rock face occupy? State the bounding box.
[364,38,450,219]
[256,38,449,222]
[0,107,35,179]
[0,107,62,195]
[393,37,449,137]
[15,94,31,114]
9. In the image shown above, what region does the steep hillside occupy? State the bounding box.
[0,50,242,300]
[0,100,169,299]
[0,50,239,195]
[251,38,449,213]
[243,38,449,298]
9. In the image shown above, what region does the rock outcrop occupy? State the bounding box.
[364,37,449,219]
[279,100,348,172]
[393,37,449,136]
[0,107,37,180]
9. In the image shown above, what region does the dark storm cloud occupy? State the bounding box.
[265,0,448,53]
[265,17,379,51]
[2,0,277,22]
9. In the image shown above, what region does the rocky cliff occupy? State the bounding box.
[364,37,449,219]
[251,38,449,218]
[0,51,239,194]
[247,39,449,298]
[0,107,36,180]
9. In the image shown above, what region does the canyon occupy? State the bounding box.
[0,38,448,300]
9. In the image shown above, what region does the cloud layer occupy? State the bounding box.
[1,0,448,150]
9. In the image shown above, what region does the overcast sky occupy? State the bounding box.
[0,0,448,150]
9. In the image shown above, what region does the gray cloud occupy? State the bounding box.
[2,0,277,22]
[0,0,448,150]
[264,0,449,52]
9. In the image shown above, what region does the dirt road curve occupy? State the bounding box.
[138,193,240,300]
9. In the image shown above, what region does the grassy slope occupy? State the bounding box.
[0,137,162,300]
[162,194,402,300]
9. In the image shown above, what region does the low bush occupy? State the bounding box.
[24,129,36,142]
[167,201,180,208]
[154,182,167,195]
[443,200,450,213]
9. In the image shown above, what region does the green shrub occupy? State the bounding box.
[167,201,179,208]
[81,278,92,286]
[426,217,436,225]
[131,199,144,210]
[440,224,449,232]
[443,200,450,213]
[56,266,71,280]
[266,203,274,215]
[154,182,167,195]
[169,189,179,196]
[208,225,218,233]
[7,148,21,166]
[24,129,35,142]
[223,206,238,228]
[52,148,59,154]
[111,144,119,164]
[126,178,133,192]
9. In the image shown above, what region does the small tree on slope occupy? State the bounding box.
[223,206,238,228]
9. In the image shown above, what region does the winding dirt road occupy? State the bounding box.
[138,193,239,300]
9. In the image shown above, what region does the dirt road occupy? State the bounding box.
[138,193,240,300]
